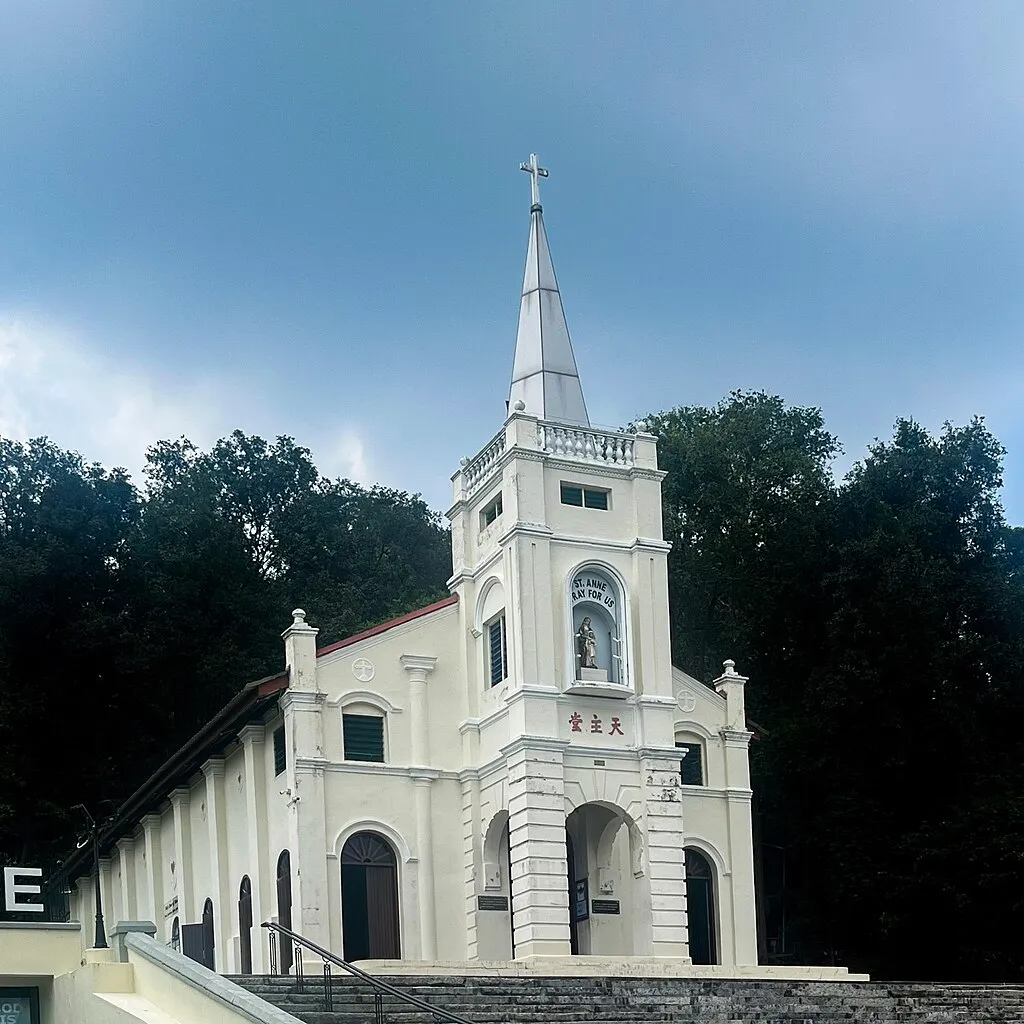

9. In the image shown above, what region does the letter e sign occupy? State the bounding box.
[3,867,43,913]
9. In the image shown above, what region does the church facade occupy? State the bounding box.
[65,158,759,973]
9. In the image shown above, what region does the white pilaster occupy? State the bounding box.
[141,815,163,934]
[282,608,319,692]
[401,654,439,960]
[412,775,438,959]
[239,724,270,972]
[401,654,436,767]
[115,837,137,921]
[282,689,330,949]
[461,772,482,960]
[169,788,194,922]
[506,740,571,958]
[202,758,229,971]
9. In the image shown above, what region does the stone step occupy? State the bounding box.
[227,974,1024,1024]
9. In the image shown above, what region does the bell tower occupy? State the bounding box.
[448,155,674,718]
[448,157,685,962]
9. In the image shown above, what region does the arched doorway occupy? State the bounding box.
[685,847,717,965]
[341,832,401,962]
[201,898,215,970]
[277,850,293,974]
[479,812,513,960]
[564,802,642,956]
[238,876,253,974]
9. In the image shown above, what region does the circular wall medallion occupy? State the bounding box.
[679,690,697,713]
[352,657,375,683]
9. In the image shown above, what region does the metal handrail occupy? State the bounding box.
[261,921,475,1023]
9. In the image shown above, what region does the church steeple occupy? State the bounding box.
[508,154,590,427]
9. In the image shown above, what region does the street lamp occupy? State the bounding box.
[73,803,115,949]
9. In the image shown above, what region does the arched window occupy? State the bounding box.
[342,702,387,762]
[478,578,509,689]
[676,734,707,786]
[238,875,253,974]
[684,847,717,965]
[170,916,180,952]
[201,898,215,970]
[569,565,628,686]
[341,832,401,962]
[277,850,293,974]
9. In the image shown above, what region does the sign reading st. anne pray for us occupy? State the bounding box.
[571,575,616,612]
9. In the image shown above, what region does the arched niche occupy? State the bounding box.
[567,563,629,691]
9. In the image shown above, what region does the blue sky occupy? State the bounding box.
[2,2,1022,521]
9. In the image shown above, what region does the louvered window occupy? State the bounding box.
[677,741,705,786]
[343,713,385,762]
[273,726,286,776]
[488,615,507,687]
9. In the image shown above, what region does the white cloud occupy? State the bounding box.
[0,313,377,490]
[0,313,223,477]
[315,429,372,485]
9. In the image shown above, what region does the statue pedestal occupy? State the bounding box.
[578,667,609,683]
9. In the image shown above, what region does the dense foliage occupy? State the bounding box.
[645,393,1024,980]
[2,396,1022,979]
[0,432,450,864]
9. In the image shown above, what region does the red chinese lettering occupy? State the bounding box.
[610,716,624,736]
[569,712,583,733]
[590,714,603,734]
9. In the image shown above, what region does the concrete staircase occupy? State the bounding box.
[229,973,1024,1024]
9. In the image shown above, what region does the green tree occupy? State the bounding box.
[0,438,140,860]
[0,431,452,865]
[643,391,840,693]
[795,418,1024,978]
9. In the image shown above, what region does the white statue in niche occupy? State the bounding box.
[577,616,599,669]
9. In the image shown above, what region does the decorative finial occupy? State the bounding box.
[291,608,307,626]
[513,399,526,412]
[723,658,736,675]
[635,419,648,433]
[459,456,470,467]
[520,152,549,209]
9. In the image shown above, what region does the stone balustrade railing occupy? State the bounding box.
[460,420,639,498]
[463,428,506,494]
[539,422,635,467]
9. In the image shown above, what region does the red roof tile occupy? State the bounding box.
[316,593,458,657]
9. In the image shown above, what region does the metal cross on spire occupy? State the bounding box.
[520,153,549,207]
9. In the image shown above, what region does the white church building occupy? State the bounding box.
[65,156,759,974]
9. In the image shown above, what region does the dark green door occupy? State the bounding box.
[341,832,401,961]
[685,847,717,965]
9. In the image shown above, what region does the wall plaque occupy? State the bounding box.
[477,895,508,912]
[591,899,621,915]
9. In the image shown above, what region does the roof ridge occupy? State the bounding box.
[316,593,458,657]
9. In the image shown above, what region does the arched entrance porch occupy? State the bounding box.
[564,802,644,956]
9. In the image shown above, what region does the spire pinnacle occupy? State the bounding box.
[508,155,590,427]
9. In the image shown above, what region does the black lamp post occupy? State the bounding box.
[74,804,111,949]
